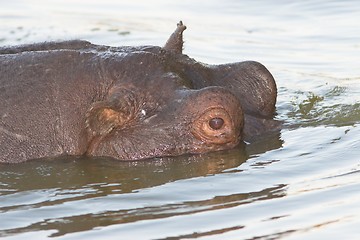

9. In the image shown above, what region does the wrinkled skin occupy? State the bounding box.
[0,22,279,163]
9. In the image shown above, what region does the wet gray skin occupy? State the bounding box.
[0,21,279,163]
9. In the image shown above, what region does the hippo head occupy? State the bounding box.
[85,22,276,161]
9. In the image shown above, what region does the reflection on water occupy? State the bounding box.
[1,0,360,239]
[1,147,248,195]
[0,145,287,238]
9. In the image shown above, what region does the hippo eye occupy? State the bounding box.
[209,117,224,130]
[191,107,241,145]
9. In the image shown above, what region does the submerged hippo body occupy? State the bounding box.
[0,22,278,163]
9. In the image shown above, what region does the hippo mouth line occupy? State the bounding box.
[113,136,242,161]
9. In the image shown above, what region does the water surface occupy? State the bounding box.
[1,0,360,239]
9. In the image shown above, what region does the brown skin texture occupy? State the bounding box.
[0,22,278,163]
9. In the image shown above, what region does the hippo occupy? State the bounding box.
[0,21,278,163]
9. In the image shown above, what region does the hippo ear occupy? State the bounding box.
[85,90,137,137]
[163,21,187,54]
[86,102,122,137]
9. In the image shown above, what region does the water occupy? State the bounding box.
[1,0,360,239]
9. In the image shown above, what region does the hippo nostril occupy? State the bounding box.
[209,117,224,130]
